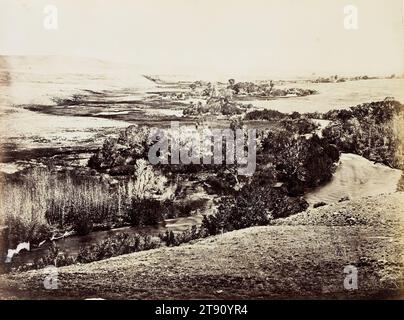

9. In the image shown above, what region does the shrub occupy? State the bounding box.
[130,159,167,199]
[13,233,162,271]
[12,227,208,272]
[159,225,205,246]
[72,214,94,236]
[323,100,404,169]
[258,130,340,196]
[202,183,308,235]
[245,109,287,121]
[12,243,76,272]
[160,230,176,246]
[77,232,161,263]
[279,118,318,135]
[183,97,247,116]
[88,125,151,172]
[129,198,164,227]
[4,216,51,249]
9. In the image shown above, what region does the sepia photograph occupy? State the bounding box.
[0,0,403,305]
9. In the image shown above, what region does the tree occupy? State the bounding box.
[130,159,167,200]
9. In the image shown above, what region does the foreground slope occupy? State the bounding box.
[1,193,403,299]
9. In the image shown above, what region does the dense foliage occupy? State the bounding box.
[88,125,151,173]
[227,80,316,97]
[202,120,340,234]
[183,97,249,116]
[323,100,404,168]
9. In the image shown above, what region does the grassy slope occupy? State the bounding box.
[1,192,403,300]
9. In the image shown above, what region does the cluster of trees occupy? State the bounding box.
[323,100,404,168]
[261,134,339,195]
[227,79,316,97]
[202,183,309,235]
[88,125,151,174]
[245,109,287,121]
[202,122,340,234]
[183,97,249,116]
[311,75,378,84]
[76,232,160,264]
[185,79,317,107]
[312,75,346,83]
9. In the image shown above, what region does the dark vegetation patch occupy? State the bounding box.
[322,100,404,169]
[225,79,317,98]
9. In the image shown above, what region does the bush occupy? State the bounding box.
[72,214,94,236]
[129,198,164,227]
[88,125,151,172]
[245,109,287,121]
[323,100,404,168]
[183,97,247,116]
[4,216,51,248]
[202,183,308,235]
[279,118,318,135]
[159,225,205,246]
[258,130,340,196]
[12,227,208,272]
[12,243,76,272]
[228,80,316,97]
[13,233,162,271]
[77,232,161,263]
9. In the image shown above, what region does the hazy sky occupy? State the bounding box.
[0,0,403,77]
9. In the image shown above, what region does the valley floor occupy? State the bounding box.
[1,192,403,300]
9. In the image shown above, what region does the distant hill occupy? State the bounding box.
[0,55,155,84]
[0,55,155,105]
[0,55,132,73]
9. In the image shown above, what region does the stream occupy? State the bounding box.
[4,215,204,267]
